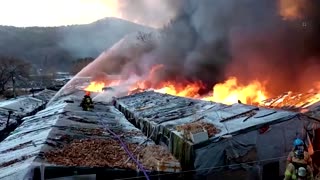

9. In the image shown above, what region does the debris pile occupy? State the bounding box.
[45,139,139,169]
[198,122,221,137]
[45,139,181,172]
[176,121,220,141]
[139,145,181,172]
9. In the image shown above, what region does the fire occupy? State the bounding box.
[154,81,204,98]
[278,0,309,20]
[85,76,268,105]
[202,77,268,105]
[84,81,105,92]
[83,64,318,108]
[263,91,320,110]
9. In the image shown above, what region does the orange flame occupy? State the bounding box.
[278,0,309,20]
[154,81,204,98]
[263,91,320,110]
[84,81,105,92]
[84,64,319,107]
[85,77,268,105]
[202,77,268,105]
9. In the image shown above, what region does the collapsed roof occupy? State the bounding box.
[261,91,320,120]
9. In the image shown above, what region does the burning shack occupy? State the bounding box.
[114,91,320,179]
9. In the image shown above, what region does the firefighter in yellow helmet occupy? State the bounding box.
[284,138,314,180]
[80,91,94,111]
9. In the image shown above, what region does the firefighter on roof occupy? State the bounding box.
[284,138,314,180]
[80,91,94,111]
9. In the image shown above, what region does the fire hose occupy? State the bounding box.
[96,113,150,180]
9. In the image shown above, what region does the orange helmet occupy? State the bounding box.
[85,91,91,96]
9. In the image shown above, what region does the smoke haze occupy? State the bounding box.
[117,0,180,28]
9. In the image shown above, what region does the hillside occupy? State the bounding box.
[0,18,154,71]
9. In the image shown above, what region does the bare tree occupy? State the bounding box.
[0,56,31,94]
[70,57,94,75]
[137,31,153,43]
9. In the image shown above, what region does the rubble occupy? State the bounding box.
[140,145,181,172]
[176,121,221,139]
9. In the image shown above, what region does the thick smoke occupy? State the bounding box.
[121,0,320,95]
[121,0,242,92]
[74,0,320,97]
[226,0,320,95]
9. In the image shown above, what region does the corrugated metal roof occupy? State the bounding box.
[32,89,57,102]
[0,97,43,114]
[116,91,299,141]
[0,96,46,133]
[0,98,180,179]
[0,103,66,179]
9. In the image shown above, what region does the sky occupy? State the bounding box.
[0,0,177,28]
[0,0,123,27]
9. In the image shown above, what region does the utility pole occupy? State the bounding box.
[6,110,13,128]
[11,72,16,98]
[41,55,48,88]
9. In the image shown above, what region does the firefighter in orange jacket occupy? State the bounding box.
[284,138,314,180]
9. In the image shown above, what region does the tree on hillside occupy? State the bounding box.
[0,56,31,94]
[70,57,94,75]
[137,31,153,43]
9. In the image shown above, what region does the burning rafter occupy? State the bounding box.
[261,91,320,112]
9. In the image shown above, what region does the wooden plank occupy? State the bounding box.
[220,108,259,123]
